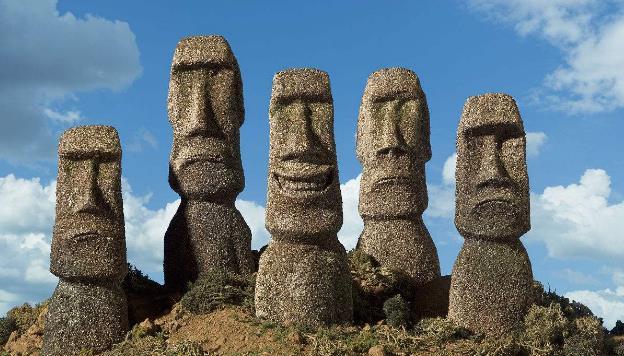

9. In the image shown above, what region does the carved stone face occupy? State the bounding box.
[168,35,244,201]
[357,68,431,218]
[51,126,127,280]
[265,69,342,238]
[455,94,530,240]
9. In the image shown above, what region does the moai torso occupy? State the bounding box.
[164,35,253,292]
[448,93,534,335]
[43,126,128,355]
[255,69,352,325]
[356,68,440,289]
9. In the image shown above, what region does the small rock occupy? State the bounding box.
[368,345,387,356]
[139,318,158,335]
[363,323,371,331]
[287,331,303,344]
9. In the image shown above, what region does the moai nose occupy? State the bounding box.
[187,74,220,138]
[285,101,316,156]
[76,160,105,215]
[376,102,406,158]
[476,135,508,186]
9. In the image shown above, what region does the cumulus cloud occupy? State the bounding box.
[0,0,141,162]
[565,288,624,329]
[0,173,278,315]
[528,168,624,260]
[467,0,624,113]
[338,174,363,251]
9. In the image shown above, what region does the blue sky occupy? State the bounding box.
[2,0,624,328]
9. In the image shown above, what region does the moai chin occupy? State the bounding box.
[164,35,253,292]
[43,126,128,355]
[356,68,443,318]
[448,93,534,336]
[256,68,353,325]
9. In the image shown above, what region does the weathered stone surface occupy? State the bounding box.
[51,126,126,281]
[448,93,533,336]
[43,281,128,355]
[356,68,440,288]
[44,125,128,355]
[164,35,253,291]
[255,239,352,325]
[256,68,352,325]
[413,274,451,319]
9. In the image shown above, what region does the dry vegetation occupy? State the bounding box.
[2,254,624,355]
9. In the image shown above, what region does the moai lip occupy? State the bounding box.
[50,125,127,282]
[265,68,343,239]
[355,68,440,289]
[168,35,245,201]
[164,35,253,292]
[454,93,530,241]
[357,67,431,218]
[449,93,534,336]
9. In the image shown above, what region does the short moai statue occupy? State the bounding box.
[164,35,254,292]
[356,68,441,286]
[255,68,353,325]
[448,93,534,336]
[43,126,128,355]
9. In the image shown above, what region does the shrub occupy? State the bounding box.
[348,249,414,324]
[522,303,568,355]
[0,317,17,346]
[563,316,603,356]
[6,302,46,335]
[612,320,624,336]
[180,270,254,314]
[416,317,468,343]
[383,294,409,328]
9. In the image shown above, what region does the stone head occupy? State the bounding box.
[51,126,127,281]
[356,68,431,218]
[265,68,343,238]
[168,35,245,201]
[455,93,530,240]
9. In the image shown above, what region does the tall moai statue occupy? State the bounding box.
[255,68,353,325]
[356,68,441,288]
[43,126,128,355]
[164,35,254,292]
[448,93,533,336]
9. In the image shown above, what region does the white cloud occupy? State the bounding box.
[528,169,624,260]
[427,153,457,219]
[467,0,624,113]
[565,289,624,329]
[126,128,158,153]
[0,173,281,315]
[0,0,141,162]
[236,199,270,250]
[526,131,547,156]
[338,174,363,251]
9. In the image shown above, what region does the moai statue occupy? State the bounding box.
[255,68,353,325]
[448,93,533,336]
[164,35,254,292]
[356,68,441,287]
[43,126,128,355]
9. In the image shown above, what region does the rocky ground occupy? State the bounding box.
[1,252,623,355]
